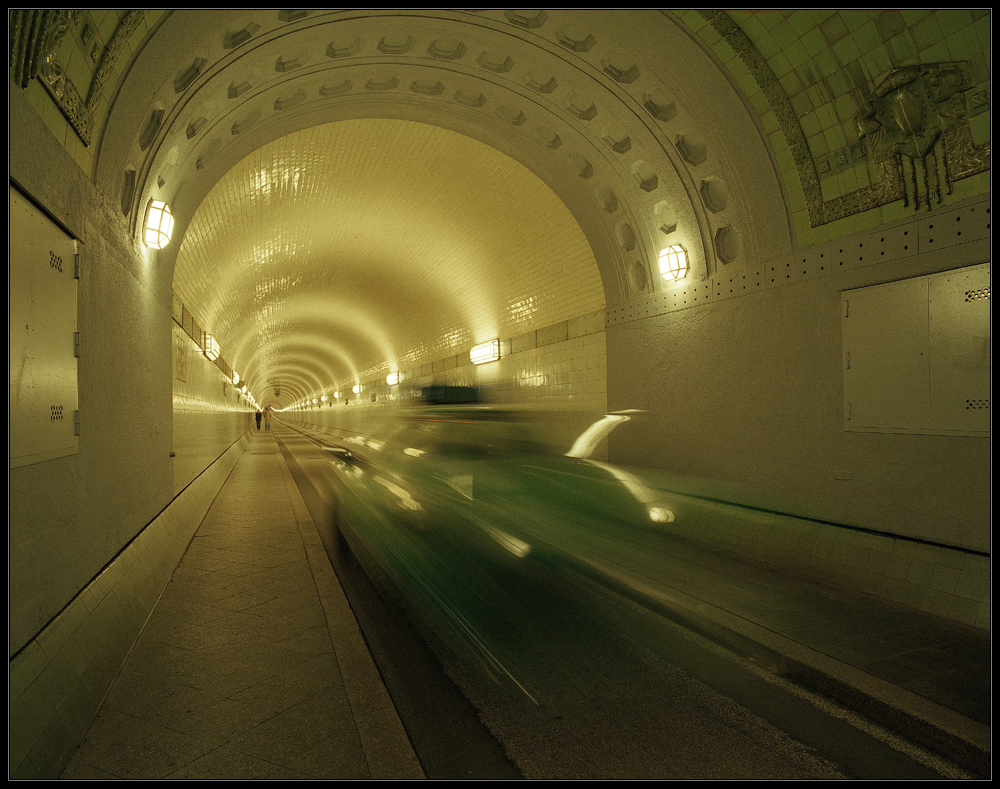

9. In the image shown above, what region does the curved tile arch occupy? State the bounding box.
[220,307,392,403]
[49,9,813,286]
[261,363,342,409]
[171,117,603,405]
[101,12,752,304]
[256,366,326,409]
[255,296,403,369]
[234,336,362,401]
[94,10,790,408]
[257,376,307,404]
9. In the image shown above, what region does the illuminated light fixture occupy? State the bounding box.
[648,506,675,524]
[203,333,220,361]
[143,199,175,249]
[470,338,500,365]
[333,391,340,399]
[321,395,327,402]
[352,384,363,395]
[386,371,400,386]
[232,371,240,385]
[658,244,689,281]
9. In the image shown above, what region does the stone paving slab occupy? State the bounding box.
[60,431,423,780]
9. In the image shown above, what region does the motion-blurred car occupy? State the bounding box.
[321,388,681,694]
[324,388,677,572]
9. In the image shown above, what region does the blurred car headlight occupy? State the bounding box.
[647,506,675,524]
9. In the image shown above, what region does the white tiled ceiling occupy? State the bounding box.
[172,118,604,400]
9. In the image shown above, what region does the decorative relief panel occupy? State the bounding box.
[9,10,143,147]
[700,10,990,229]
[856,63,991,213]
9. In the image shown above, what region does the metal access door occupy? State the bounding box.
[9,186,80,467]
[842,263,990,437]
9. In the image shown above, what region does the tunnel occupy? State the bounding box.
[8,9,991,779]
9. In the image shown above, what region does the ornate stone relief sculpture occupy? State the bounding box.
[702,10,990,227]
[9,9,142,147]
[856,63,991,212]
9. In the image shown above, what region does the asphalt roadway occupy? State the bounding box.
[278,426,987,780]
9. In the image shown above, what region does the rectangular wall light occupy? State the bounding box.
[470,339,500,365]
[203,333,220,361]
[143,199,174,249]
[386,371,400,386]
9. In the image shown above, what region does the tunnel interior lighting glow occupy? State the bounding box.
[352,384,362,394]
[232,371,240,385]
[203,333,220,361]
[386,371,400,386]
[334,391,340,399]
[470,339,500,365]
[658,244,689,281]
[143,199,174,249]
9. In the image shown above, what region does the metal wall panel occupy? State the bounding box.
[843,263,990,436]
[9,186,79,467]
[928,265,991,435]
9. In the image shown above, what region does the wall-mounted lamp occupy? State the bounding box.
[658,244,689,281]
[386,371,400,386]
[470,339,500,365]
[333,391,340,399]
[203,333,220,361]
[143,199,175,249]
[232,371,240,386]
[352,384,362,395]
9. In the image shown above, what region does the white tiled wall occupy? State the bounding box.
[9,324,262,778]
[172,324,254,495]
[659,494,990,630]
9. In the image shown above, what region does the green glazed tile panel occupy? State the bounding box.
[687,10,991,248]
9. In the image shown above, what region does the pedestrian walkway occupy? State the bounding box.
[60,430,424,779]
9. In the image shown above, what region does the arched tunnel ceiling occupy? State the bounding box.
[172,118,605,404]
[73,8,986,409]
[100,8,790,410]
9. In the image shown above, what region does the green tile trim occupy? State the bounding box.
[697,10,990,229]
[8,9,145,148]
